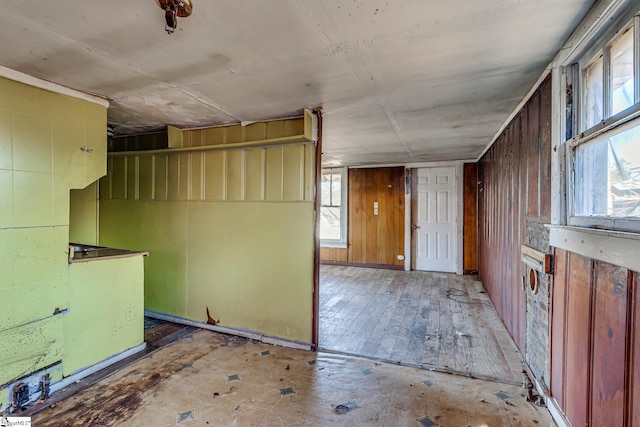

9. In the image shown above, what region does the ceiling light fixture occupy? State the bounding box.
[156,0,193,34]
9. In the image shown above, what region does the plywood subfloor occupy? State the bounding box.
[31,329,553,426]
[319,266,524,382]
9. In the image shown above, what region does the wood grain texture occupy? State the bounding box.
[320,247,347,262]
[319,265,523,382]
[550,248,568,406]
[463,163,478,273]
[348,167,405,266]
[591,261,628,427]
[632,271,640,427]
[477,75,552,353]
[564,252,592,427]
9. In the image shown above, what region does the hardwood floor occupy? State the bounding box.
[319,265,524,382]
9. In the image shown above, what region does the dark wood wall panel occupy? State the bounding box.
[551,250,640,426]
[320,247,347,262]
[478,74,552,352]
[564,252,592,427]
[632,273,640,427]
[539,78,552,219]
[463,163,478,273]
[550,248,568,406]
[348,167,405,266]
[591,262,629,427]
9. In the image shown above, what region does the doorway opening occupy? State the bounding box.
[317,166,522,382]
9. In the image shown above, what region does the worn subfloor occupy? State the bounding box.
[319,266,523,382]
[31,329,553,426]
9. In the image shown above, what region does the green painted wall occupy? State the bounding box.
[99,126,316,343]
[65,256,144,375]
[0,74,143,409]
[69,182,99,245]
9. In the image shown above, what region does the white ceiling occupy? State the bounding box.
[0,0,594,166]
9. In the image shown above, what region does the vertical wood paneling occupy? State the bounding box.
[478,75,552,354]
[527,91,540,218]
[319,247,347,262]
[138,155,154,200]
[552,250,640,427]
[204,151,224,201]
[225,150,244,201]
[463,164,478,273]
[111,157,126,200]
[539,77,552,219]
[632,272,640,427]
[245,149,264,201]
[283,145,303,201]
[564,252,592,427]
[127,156,138,200]
[111,142,312,204]
[154,155,167,201]
[348,167,404,266]
[167,154,180,201]
[266,146,283,201]
[591,261,628,427]
[304,144,315,201]
[550,248,568,406]
[179,153,190,201]
[190,153,203,201]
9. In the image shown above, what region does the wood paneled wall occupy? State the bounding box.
[477,75,552,351]
[463,163,478,273]
[551,249,640,426]
[347,167,405,266]
[320,247,347,262]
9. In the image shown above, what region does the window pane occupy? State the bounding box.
[574,121,640,218]
[321,173,331,206]
[320,206,341,240]
[611,29,634,116]
[330,173,341,207]
[585,56,604,129]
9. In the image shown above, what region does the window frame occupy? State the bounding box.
[568,13,640,233]
[319,167,348,248]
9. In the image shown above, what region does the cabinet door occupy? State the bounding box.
[83,102,108,187]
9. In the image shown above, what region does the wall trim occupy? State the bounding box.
[0,65,109,108]
[319,260,404,270]
[548,225,640,272]
[144,310,312,351]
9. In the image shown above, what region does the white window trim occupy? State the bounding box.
[567,106,640,233]
[534,1,640,280]
[564,8,640,234]
[320,167,348,248]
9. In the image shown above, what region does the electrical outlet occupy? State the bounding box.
[125,307,135,322]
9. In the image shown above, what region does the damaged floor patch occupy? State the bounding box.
[31,330,555,426]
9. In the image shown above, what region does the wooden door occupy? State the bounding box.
[348,167,405,266]
[411,167,457,273]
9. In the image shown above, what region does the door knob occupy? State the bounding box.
[411,224,420,229]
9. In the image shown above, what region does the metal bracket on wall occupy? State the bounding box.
[521,245,553,274]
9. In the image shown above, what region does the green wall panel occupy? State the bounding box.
[64,256,144,375]
[99,133,316,343]
[0,75,137,410]
[99,200,314,342]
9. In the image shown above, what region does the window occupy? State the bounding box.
[611,29,635,115]
[570,17,640,232]
[320,168,347,247]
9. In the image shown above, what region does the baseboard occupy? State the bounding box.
[2,343,146,414]
[144,310,312,351]
[319,260,404,270]
[524,364,570,427]
[51,343,147,395]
